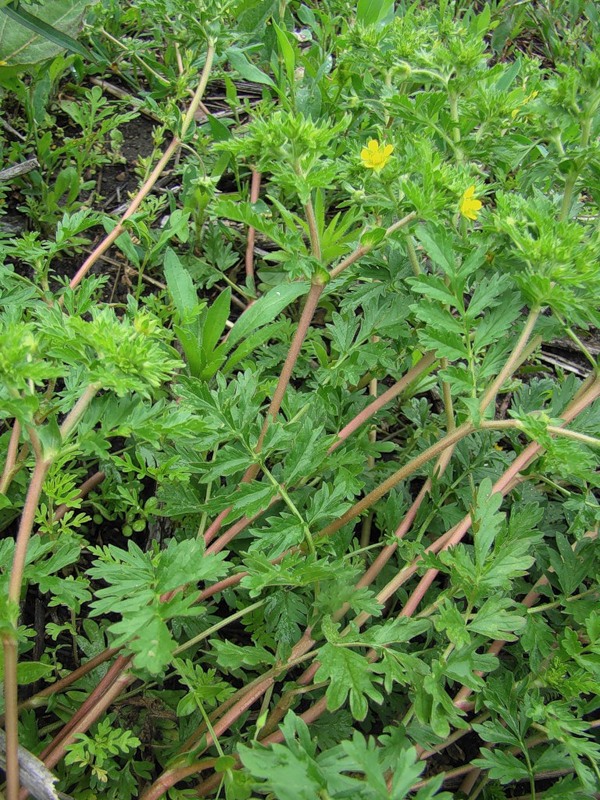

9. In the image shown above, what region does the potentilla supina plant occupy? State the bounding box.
[360,139,394,171]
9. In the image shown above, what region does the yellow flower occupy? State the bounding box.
[360,139,394,172]
[511,89,538,119]
[459,185,483,221]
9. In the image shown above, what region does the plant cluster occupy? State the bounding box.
[0,0,599,799]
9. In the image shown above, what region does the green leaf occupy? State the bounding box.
[223,321,285,373]
[408,275,458,307]
[226,282,309,349]
[472,478,504,567]
[417,327,467,361]
[468,597,525,641]
[126,614,175,674]
[414,224,456,276]
[316,643,384,720]
[273,21,295,86]
[0,0,90,65]
[473,719,522,747]
[264,590,306,660]
[173,324,204,377]
[235,0,277,34]
[226,46,276,88]
[207,113,232,141]
[211,639,275,670]
[215,755,237,772]
[467,273,513,318]
[360,227,387,248]
[471,748,530,783]
[356,0,394,26]
[202,287,230,359]
[281,419,329,484]
[164,248,201,321]
[214,199,300,249]
[231,481,277,518]
[156,538,228,594]
[238,740,324,800]
[17,660,54,685]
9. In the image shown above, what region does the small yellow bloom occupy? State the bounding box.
[511,89,538,119]
[360,139,394,172]
[459,185,483,221]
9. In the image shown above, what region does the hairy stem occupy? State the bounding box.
[304,197,322,261]
[139,759,218,800]
[39,655,132,763]
[16,647,119,713]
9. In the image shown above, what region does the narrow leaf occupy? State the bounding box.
[0,0,91,64]
[202,288,231,358]
[226,282,309,349]
[164,249,201,321]
[226,46,276,87]
[356,0,394,26]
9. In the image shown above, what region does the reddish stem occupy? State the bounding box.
[38,655,132,763]
[17,646,119,712]
[4,457,50,800]
[203,282,325,541]
[318,422,475,541]
[257,282,325,449]
[0,420,21,494]
[41,671,134,773]
[69,139,179,290]
[139,759,217,800]
[328,351,437,453]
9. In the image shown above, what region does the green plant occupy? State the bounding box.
[1,1,599,800]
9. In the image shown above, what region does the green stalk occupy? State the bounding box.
[329,212,417,279]
[558,89,600,221]
[262,465,315,556]
[481,419,600,448]
[304,197,322,261]
[405,235,422,277]
[173,600,266,656]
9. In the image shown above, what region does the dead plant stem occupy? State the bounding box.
[69,42,216,291]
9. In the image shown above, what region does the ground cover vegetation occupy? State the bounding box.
[0,0,599,797]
